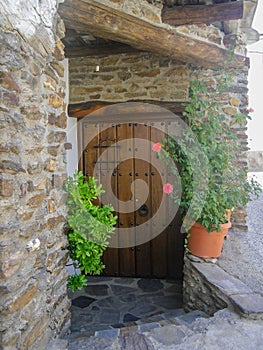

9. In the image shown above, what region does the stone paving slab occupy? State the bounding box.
[191,262,252,295]
[229,293,263,319]
[67,306,263,350]
[69,277,183,338]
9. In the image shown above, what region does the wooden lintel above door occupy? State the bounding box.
[68,100,185,120]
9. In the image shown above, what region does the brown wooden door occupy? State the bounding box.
[81,121,184,280]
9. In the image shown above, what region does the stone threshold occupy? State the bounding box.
[184,254,263,320]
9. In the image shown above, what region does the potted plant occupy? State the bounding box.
[63,171,117,291]
[156,63,262,258]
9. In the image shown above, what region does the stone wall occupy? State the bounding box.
[183,256,228,315]
[69,53,249,230]
[69,53,190,104]
[183,255,262,319]
[0,1,70,349]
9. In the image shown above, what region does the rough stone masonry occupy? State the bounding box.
[0,1,70,349]
[0,0,252,349]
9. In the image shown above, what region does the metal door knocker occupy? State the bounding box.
[138,204,149,217]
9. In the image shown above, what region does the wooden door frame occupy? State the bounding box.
[74,100,186,278]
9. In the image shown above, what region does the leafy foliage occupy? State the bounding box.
[64,171,117,292]
[161,63,262,233]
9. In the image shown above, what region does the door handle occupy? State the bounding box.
[138,204,149,217]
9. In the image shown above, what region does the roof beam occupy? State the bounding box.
[64,42,142,58]
[162,1,243,26]
[59,0,245,69]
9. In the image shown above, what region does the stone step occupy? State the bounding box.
[68,308,209,349]
[229,293,263,320]
[68,308,263,349]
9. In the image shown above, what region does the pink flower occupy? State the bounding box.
[197,91,202,98]
[163,183,173,195]
[152,142,161,152]
[241,57,246,62]
[248,107,254,113]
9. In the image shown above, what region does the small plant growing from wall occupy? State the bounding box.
[63,171,117,291]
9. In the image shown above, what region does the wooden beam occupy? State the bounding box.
[64,42,142,58]
[162,1,243,26]
[58,0,245,69]
[68,101,185,119]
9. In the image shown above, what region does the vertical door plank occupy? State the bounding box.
[117,123,136,276]
[150,122,168,278]
[134,123,151,277]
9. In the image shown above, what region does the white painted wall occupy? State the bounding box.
[64,58,78,176]
[247,0,263,185]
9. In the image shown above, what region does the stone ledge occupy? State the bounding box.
[191,261,251,295]
[184,255,263,320]
[229,293,263,320]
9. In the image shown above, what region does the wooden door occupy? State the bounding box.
[81,120,184,280]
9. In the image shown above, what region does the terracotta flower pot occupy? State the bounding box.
[188,221,232,258]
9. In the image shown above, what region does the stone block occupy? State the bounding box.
[45,66,59,83]
[149,325,187,347]
[0,251,26,279]
[48,146,60,157]
[230,97,240,107]
[191,262,251,296]
[45,158,57,172]
[34,177,46,191]
[53,174,67,189]
[0,71,21,92]
[44,76,57,92]
[51,61,65,77]
[0,177,13,197]
[3,91,19,106]
[7,285,38,313]
[48,113,56,125]
[49,94,64,109]
[22,316,49,350]
[229,293,263,319]
[47,215,66,229]
[118,71,132,81]
[48,199,56,213]
[27,194,46,208]
[29,61,41,76]
[54,40,65,61]
[55,112,67,129]
[54,131,67,143]
[64,143,72,150]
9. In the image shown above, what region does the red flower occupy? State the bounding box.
[248,107,254,113]
[163,183,173,195]
[152,142,161,152]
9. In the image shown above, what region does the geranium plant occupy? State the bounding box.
[153,62,262,235]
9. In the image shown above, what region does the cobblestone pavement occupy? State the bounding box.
[68,277,183,338]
